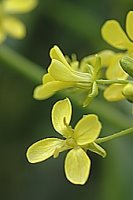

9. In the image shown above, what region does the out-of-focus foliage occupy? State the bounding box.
[0,0,133,200]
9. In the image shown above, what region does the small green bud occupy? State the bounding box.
[122,83,133,103]
[120,56,133,78]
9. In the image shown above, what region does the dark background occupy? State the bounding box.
[0,0,133,199]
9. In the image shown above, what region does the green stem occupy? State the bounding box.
[96,127,133,144]
[96,79,133,85]
[0,45,44,83]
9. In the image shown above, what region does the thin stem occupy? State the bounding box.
[96,127,133,144]
[0,45,44,83]
[96,79,133,85]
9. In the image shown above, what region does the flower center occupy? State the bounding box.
[66,137,77,148]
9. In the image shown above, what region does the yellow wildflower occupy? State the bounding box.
[0,0,38,43]
[34,45,100,106]
[101,11,133,101]
[101,11,133,52]
[26,98,106,185]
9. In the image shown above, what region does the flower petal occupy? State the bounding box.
[98,50,115,67]
[126,11,133,42]
[26,138,64,163]
[74,114,102,145]
[52,98,72,136]
[104,84,125,101]
[42,73,54,84]
[48,59,91,82]
[106,53,128,80]
[3,17,26,39]
[101,20,132,50]
[3,0,38,13]
[81,50,115,68]
[87,142,107,158]
[33,81,73,100]
[50,45,70,68]
[65,148,91,185]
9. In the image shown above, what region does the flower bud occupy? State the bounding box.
[122,83,133,103]
[120,56,133,78]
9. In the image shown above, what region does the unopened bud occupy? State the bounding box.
[122,83,133,103]
[120,56,133,78]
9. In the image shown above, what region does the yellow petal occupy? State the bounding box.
[74,114,102,145]
[65,148,91,185]
[26,138,64,163]
[98,50,115,67]
[70,61,79,71]
[0,29,6,43]
[3,0,38,13]
[33,81,73,100]
[42,73,54,84]
[106,53,128,80]
[3,17,26,39]
[50,45,70,68]
[82,50,115,67]
[48,59,91,82]
[126,11,133,41]
[52,98,72,136]
[104,84,125,101]
[101,20,132,50]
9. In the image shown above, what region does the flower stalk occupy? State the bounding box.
[0,45,44,83]
[96,79,133,85]
[96,127,133,144]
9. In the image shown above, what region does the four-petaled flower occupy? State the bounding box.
[101,11,133,101]
[26,98,106,185]
[33,45,100,106]
[0,0,38,43]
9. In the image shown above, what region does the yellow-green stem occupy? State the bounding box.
[96,79,133,85]
[96,127,133,144]
[0,45,44,83]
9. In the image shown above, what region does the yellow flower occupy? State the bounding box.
[26,98,106,185]
[0,0,38,43]
[101,11,133,52]
[34,45,100,106]
[103,53,128,101]
[101,11,133,101]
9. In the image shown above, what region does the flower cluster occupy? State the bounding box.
[0,0,38,43]
[101,11,133,101]
[33,45,102,107]
[26,11,133,185]
[33,12,133,105]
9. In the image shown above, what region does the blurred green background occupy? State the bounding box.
[0,0,133,200]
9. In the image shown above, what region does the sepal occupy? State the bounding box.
[87,142,107,158]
